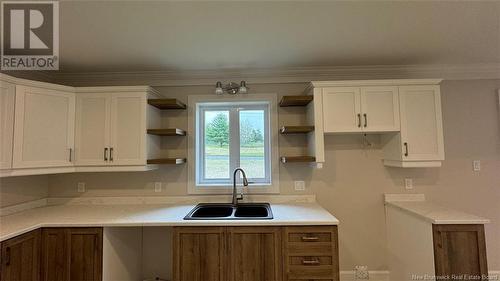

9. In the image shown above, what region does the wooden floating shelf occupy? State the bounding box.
[147,128,186,136]
[147,158,186,165]
[280,126,314,134]
[279,96,313,107]
[148,99,186,110]
[280,156,316,163]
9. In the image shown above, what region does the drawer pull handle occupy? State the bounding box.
[301,236,319,241]
[302,258,320,265]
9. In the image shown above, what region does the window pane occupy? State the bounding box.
[239,110,265,179]
[204,111,230,179]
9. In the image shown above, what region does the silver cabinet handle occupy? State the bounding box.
[110,147,114,161]
[301,236,319,242]
[104,148,108,161]
[302,258,320,265]
[404,142,409,157]
[357,114,361,128]
[363,113,367,128]
[69,148,73,162]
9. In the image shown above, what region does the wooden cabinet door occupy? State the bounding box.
[173,227,226,281]
[322,87,361,133]
[0,81,15,170]
[399,85,444,161]
[75,94,111,166]
[433,225,488,281]
[0,229,41,281]
[360,86,400,132]
[227,227,282,281]
[109,93,146,165]
[41,228,102,281]
[12,86,75,168]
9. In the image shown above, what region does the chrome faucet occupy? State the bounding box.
[232,168,249,205]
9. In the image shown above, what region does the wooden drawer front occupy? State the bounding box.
[288,233,331,243]
[287,242,333,255]
[284,226,339,281]
[288,265,335,279]
[290,256,332,266]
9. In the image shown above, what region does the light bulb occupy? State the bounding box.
[239,81,248,94]
[215,81,223,95]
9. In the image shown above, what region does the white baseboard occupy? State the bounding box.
[340,270,390,281]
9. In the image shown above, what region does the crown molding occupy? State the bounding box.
[6,63,500,87]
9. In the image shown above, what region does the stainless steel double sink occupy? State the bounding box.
[184,203,273,220]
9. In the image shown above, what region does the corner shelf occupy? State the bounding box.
[147,158,186,165]
[280,156,316,163]
[148,99,186,109]
[280,126,314,134]
[279,96,313,107]
[147,128,186,136]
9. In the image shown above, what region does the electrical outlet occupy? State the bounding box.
[154,182,162,193]
[404,178,413,190]
[77,182,86,193]
[473,160,481,172]
[294,181,305,191]
[355,265,369,280]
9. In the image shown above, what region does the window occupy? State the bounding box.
[197,102,270,185]
[188,94,279,194]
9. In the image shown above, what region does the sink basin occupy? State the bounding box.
[190,205,233,218]
[234,205,269,217]
[184,203,273,220]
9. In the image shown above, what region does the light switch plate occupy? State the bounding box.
[404,178,413,190]
[473,160,481,171]
[77,182,86,193]
[294,181,305,191]
[154,182,162,192]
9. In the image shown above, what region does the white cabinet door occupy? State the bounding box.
[0,81,15,169]
[75,93,111,166]
[399,85,444,161]
[322,87,361,133]
[13,86,75,168]
[109,93,146,165]
[360,86,400,132]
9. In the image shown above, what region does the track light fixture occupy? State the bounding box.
[214,81,249,95]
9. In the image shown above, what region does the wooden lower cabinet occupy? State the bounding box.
[172,227,226,281]
[0,228,102,281]
[0,229,41,281]
[284,226,339,281]
[41,228,103,281]
[227,227,282,281]
[173,226,339,281]
[432,224,488,281]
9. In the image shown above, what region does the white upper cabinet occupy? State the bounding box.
[322,86,399,133]
[322,87,361,133]
[0,81,16,170]
[360,86,400,132]
[109,92,146,165]
[75,93,111,166]
[75,90,149,167]
[13,85,75,168]
[382,85,445,167]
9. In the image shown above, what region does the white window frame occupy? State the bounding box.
[188,94,280,194]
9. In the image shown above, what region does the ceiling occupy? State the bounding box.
[55,1,500,73]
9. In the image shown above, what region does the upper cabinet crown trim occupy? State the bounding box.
[0,73,75,92]
[75,85,160,96]
[308,79,443,89]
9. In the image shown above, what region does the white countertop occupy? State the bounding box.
[385,194,490,225]
[0,202,339,242]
